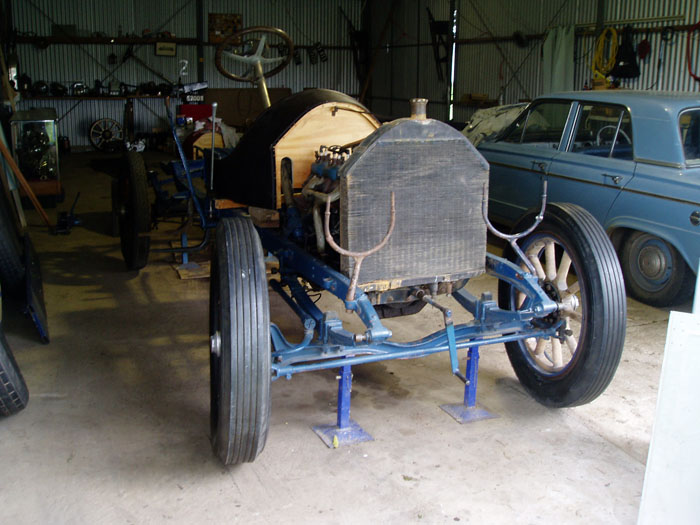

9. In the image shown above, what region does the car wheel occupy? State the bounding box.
[0,188,24,295]
[0,287,29,416]
[117,152,151,271]
[498,203,626,408]
[210,217,271,465]
[620,231,690,307]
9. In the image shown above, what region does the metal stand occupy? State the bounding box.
[177,231,200,271]
[440,347,498,423]
[313,365,373,448]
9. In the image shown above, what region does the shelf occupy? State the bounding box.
[16,35,199,46]
[22,96,167,100]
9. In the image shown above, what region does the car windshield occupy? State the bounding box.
[679,109,700,164]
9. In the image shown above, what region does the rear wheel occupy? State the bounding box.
[620,231,690,306]
[210,216,271,464]
[498,203,626,407]
[117,153,151,270]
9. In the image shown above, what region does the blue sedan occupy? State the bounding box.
[477,91,700,306]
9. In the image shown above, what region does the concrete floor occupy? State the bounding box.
[1,152,690,524]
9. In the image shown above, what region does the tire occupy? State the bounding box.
[117,152,151,270]
[0,187,24,294]
[620,231,690,307]
[110,178,120,237]
[0,288,29,416]
[210,217,271,464]
[498,203,626,408]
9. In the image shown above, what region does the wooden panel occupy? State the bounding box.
[273,102,379,207]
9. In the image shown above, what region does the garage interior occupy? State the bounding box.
[1,1,699,523]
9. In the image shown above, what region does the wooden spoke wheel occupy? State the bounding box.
[89,118,124,151]
[498,203,626,408]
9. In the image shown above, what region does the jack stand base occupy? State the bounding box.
[440,403,498,424]
[312,364,372,448]
[441,346,498,423]
[313,420,373,449]
[177,261,201,271]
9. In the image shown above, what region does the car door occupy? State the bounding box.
[481,100,573,225]
[547,102,635,225]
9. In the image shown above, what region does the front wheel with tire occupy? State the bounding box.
[210,216,271,464]
[116,152,151,270]
[620,231,690,307]
[498,203,626,408]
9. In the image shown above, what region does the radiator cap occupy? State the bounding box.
[409,98,428,120]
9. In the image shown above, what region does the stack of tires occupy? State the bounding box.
[0,187,29,417]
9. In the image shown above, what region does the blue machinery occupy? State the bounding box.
[260,226,559,446]
[156,99,562,448]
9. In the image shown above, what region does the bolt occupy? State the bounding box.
[210,331,221,357]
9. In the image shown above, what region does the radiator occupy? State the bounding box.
[339,117,489,292]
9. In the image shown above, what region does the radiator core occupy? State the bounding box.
[339,118,489,291]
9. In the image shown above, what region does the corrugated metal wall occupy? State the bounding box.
[12,0,362,147]
[366,0,700,123]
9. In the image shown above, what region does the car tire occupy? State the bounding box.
[0,289,29,417]
[0,188,24,295]
[620,231,690,307]
[210,216,271,465]
[117,152,151,271]
[498,203,626,408]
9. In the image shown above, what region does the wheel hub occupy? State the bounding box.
[210,332,221,356]
[638,245,666,279]
[534,281,563,327]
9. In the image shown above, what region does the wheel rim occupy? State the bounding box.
[513,234,585,375]
[629,235,673,292]
[89,118,123,151]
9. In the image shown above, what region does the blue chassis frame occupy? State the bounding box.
[157,101,562,385]
[259,227,561,382]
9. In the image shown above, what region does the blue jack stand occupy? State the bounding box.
[440,347,498,424]
[177,231,201,271]
[313,365,373,448]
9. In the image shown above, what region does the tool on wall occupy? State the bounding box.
[426,7,451,82]
[339,6,368,85]
[687,20,700,82]
[646,26,674,89]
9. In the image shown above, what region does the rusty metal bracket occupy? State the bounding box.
[324,192,396,302]
[481,180,547,276]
